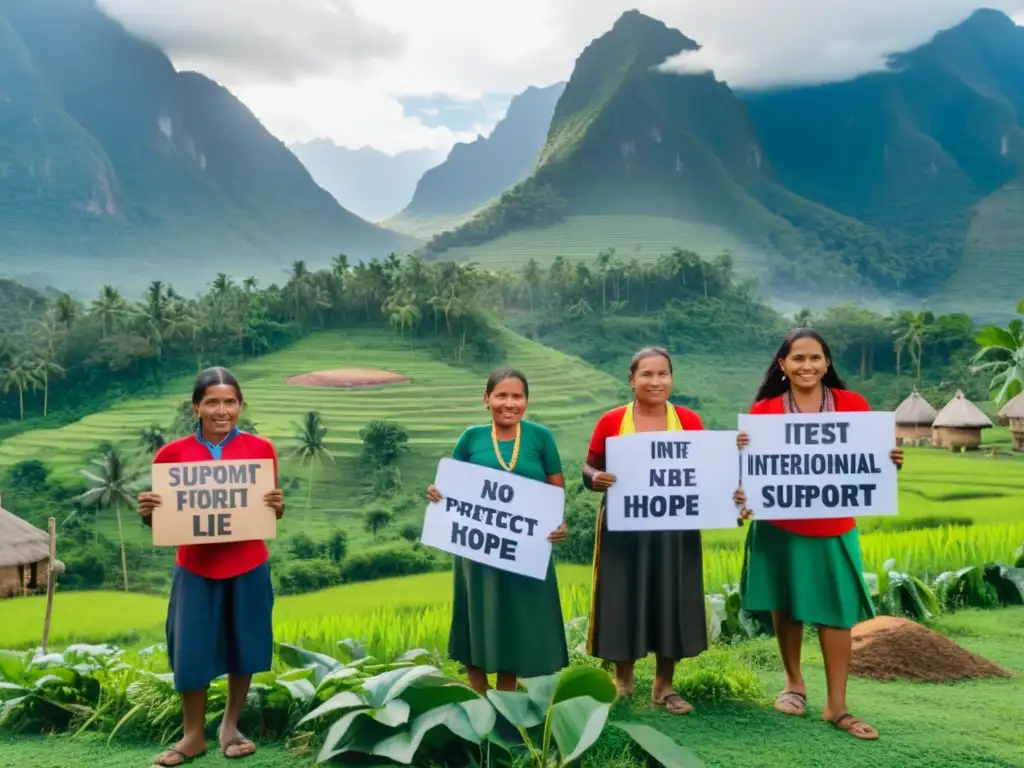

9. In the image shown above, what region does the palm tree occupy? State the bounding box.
[290,410,334,521]
[971,299,1024,406]
[139,426,167,455]
[75,448,142,592]
[1,356,42,420]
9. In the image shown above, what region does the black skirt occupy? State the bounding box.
[165,561,275,692]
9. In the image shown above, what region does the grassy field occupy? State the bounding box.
[1,607,1021,768]
[0,327,627,546]
[436,214,776,274]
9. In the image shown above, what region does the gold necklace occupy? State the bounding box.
[491,421,521,472]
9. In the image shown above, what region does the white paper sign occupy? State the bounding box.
[420,457,565,580]
[604,430,742,531]
[737,411,898,520]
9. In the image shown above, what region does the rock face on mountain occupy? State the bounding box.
[389,81,565,231]
[289,141,445,222]
[426,9,1024,303]
[0,0,416,293]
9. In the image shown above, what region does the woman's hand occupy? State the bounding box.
[590,471,617,491]
[264,489,285,520]
[733,488,754,525]
[137,492,161,518]
[890,447,904,470]
[737,431,749,450]
[427,484,442,504]
[547,522,568,543]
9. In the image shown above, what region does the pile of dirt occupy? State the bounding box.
[285,369,410,388]
[850,616,1011,683]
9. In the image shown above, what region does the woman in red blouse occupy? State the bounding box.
[137,367,285,766]
[582,347,707,716]
[734,328,902,741]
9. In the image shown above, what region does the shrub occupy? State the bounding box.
[341,543,441,583]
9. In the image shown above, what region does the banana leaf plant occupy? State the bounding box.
[880,560,941,619]
[487,666,703,767]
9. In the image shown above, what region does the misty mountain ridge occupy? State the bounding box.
[386,81,566,238]
[0,0,416,295]
[288,140,445,222]
[423,7,1024,311]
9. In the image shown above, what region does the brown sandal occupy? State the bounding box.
[653,690,694,715]
[829,713,878,740]
[774,690,807,716]
[221,736,257,759]
[152,747,206,766]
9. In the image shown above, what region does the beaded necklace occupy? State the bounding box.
[491,421,521,472]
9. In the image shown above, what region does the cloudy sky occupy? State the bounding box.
[98,0,1024,155]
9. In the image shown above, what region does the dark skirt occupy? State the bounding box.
[587,500,708,662]
[166,561,275,692]
[740,521,876,629]
[448,555,569,678]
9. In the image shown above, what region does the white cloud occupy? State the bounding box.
[98,0,1024,152]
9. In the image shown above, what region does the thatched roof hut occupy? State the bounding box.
[894,389,938,445]
[0,502,63,599]
[931,390,993,451]
[997,392,1024,451]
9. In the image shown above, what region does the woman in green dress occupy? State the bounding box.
[734,328,903,741]
[427,367,569,693]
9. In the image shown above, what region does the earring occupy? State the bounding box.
[781,373,786,381]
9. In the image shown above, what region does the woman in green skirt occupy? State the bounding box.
[734,328,903,741]
[427,367,569,692]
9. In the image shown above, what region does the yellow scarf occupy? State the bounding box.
[618,400,684,435]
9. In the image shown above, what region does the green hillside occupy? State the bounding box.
[435,214,776,276]
[0,0,415,294]
[934,180,1024,321]
[0,327,626,544]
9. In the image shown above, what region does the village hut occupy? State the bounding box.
[0,500,64,599]
[894,389,938,446]
[931,390,993,451]
[997,392,1024,451]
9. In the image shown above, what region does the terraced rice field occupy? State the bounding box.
[436,214,777,273]
[0,328,627,541]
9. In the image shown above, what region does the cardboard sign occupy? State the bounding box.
[151,459,278,546]
[420,457,565,580]
[604,430,741,531]
[737,411,899,519]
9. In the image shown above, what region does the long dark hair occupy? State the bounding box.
[192,366,244,405]
[485,367,529,398]
[629,346,673,377]
[753,328,847,404]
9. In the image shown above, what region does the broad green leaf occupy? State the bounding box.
[549,695,610,765]
[366,698,411,727]
[399,679,481,716]
[276,677,316,702]
[486,689,544,729]
[520,674,559,712]
[394,648,431,665]
[550,665,616,706]
[276,643,341,685]
[316,709,379,764]
[1017,297,1024,316]
[612,722,706,768]
[361,665,443,708]
[976,325,1016,350]
[372,704,453,763]
[298,690,366,725]
[337,638,368,662]
[447,698,496,743]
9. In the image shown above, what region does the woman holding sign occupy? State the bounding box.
[426,367,569,694]
[136,367,285,766]
[734,328,902,741]
[582,346,706,715]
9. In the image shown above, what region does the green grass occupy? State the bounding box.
[935,180,1024,321]
[436,214,776,273]
[2,608,1021,767]
[383,208,482,239]
[0,327,626,545]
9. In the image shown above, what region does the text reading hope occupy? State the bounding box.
[444,479,538,561]
[167,462,264,537]
[747,421,881,509]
